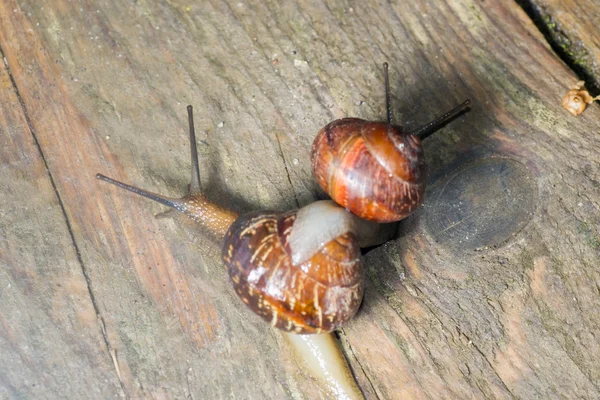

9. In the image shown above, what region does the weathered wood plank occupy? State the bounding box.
[524,0,600,90]
[0,0,599,399]
[0,47,121,398]
[342,1,600,398]
[0,0,302,398]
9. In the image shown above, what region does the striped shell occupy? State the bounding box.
[222,210,363,334]
[311,118,426,222]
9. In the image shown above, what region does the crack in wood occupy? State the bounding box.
[273,130,300,208]
[0,43,128,399]
[336,329,381,400]
[515,0,600,95]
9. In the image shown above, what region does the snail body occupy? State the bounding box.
[311,63,470,222]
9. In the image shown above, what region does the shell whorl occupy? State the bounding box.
[222,209,363,334]
[289,200,363,266]
[311,118,426,222]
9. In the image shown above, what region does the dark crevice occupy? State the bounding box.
[516,0,600,96]
[0,46,127,397]
[336,329,381,400]
[273,131,301,208]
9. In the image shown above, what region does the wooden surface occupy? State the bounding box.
[525,0,600,90]
[1,0,599,399]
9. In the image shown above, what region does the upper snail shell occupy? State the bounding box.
[222,202,364,334]
[311,63,470,223]
[311,118,426,223]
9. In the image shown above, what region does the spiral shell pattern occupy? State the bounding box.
[311,118,426,222]
[222,210,363,334]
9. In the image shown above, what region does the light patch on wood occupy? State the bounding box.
[110,348,123,385]
[402,250,421,279]
[530,256,548,298]
[493,292,532,385]
[53,276,97,329]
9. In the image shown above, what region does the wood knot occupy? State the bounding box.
[424,157,537,251]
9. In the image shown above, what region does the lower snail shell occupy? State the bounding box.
[311,118,426,222]
[222,209,363,334]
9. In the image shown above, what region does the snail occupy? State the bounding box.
[311,62,470,222]
[97,106,390,399]
[562,80,600,116]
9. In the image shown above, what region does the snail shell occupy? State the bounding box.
[562,80,599,116]
[222,203,363,334]
[311,118,426,222]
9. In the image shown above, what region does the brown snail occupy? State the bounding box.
[311,62,470,222]
[562,80,600,116]
[97,106,388,398]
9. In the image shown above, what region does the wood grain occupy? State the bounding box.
[0,47,121,398]
[0,0,599,398]
[524,0,600,90]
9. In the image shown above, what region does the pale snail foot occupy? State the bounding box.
[283,332,364,400]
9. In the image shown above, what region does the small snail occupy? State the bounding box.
[97,106,388,398]
[311,62,470,222]
[562,80,600,116]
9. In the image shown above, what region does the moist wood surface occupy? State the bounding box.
[1,1,599,399]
